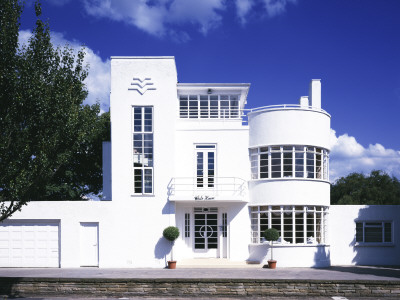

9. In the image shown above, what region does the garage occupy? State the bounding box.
[0,221,60,267]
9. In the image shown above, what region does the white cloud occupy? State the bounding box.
[330,129,400,181]
[262,0,296,17]
[83,0,225,37]
[235,0,254,24]
[19,30,110,113]
[83,0,295,39]
[235,0,296,24]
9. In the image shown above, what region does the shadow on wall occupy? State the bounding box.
[313,245,330,268]
[351,206,399,266]
[154,237,171,267]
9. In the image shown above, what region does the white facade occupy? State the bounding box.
[1,57,399,268]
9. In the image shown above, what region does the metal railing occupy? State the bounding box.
[178,104,329,125]
[168,177,247,199]
[246,104,330,116]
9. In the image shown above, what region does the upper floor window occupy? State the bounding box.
[133,106,153,194]
[250,145,329,181]
[356,221,392,244]
[179,95,240,119]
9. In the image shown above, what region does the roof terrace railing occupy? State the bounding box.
[178,104,329,125]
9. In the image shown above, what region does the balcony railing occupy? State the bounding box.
[168,177,248,202]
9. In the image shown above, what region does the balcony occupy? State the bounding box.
[168,177,248,203]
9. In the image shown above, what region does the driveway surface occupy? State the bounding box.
[0,265,399,281]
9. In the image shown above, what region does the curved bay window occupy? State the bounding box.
[250,205,328,244]
[250,145,329,180]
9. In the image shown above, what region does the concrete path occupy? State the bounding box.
[0,266,399,281]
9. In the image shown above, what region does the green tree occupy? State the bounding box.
[331,170,400,205]
[0,0,109,221]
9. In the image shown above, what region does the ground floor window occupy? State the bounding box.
[356,221,392,243]
[250,205,328,244]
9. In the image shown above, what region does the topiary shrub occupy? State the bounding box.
[163,226,180,242]
[263,228,279,242]
[163,226,180,262]
[263,228,279,261]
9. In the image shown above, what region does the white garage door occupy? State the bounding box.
[0,221,60,267]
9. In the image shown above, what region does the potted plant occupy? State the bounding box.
[263,228,279,269]
[163,226,180,269]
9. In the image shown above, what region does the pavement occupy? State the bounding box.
[0,265,399,281]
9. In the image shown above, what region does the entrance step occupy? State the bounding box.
[178,258,262,268]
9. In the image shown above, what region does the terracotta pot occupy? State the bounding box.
[167,261,177,269]
[268,260,277,269]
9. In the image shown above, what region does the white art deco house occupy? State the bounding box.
[1,57,399,268]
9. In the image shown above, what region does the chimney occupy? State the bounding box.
[309,79,321,109]
[299,96,309,107]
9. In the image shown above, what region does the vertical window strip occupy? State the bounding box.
[222,213,227,238]
[133,106,153,194]
[185,213,190,238]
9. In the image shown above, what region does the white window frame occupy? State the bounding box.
[132,106,154,195]
[179,94,241,119]
[249,145,329,181]
[355,221,393,245]
[250,205,328,245]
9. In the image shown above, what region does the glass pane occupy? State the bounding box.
[356,223,363,242]
[365,227,383,242]
[200,100,209,118]
[210,100,218,118]
[134,169,142,194]
[189,100,198,118]
[220,100,229,118]
[144,169,152,193]
[197,152,203,187]
[384,223,392,242]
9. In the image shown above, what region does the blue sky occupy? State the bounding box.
[19,0,400,180]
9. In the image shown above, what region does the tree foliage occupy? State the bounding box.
[331,170,400,205]
[0,0,110,221]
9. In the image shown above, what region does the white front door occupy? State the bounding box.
[80,222,99,267]
[194,208,218,257]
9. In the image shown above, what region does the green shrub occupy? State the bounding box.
[263,228,279,242]
[163,226,180,242]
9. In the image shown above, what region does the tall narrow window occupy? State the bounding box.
[195,145,216,189]
[222,213,227,238]
[185,213,190,238]
[133,106,153,194]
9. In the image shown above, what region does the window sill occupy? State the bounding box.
[130,194,155,197]
[250,243,330,248]
[355,242,394,247]
[250,178,330,183]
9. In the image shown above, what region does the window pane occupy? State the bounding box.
[144,169,152,193]
[134,169,142,193]
[271,152,281,178]
[365,227,383,243]
[283,151,292,177]
[260,153,269,178]
[356,223,363,242]
[384,223,392,242]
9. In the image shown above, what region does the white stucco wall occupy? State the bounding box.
[249,180,330,206]
[329,205,400,266]
[248,109,331,150]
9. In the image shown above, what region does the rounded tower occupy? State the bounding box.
[247,80,331,267]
